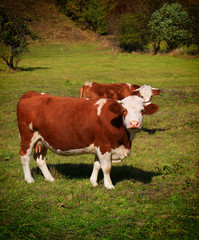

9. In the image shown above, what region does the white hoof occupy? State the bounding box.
[105,184,115,190]
[90,178,98,187]
[25,177,35,183]
[45,176,55,182]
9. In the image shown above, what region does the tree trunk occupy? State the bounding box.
[8,55,16,70]
[152,41,160,55]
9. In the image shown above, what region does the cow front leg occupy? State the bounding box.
[90,155,101,187]
[96,148,115,189]
[34,142,55,182]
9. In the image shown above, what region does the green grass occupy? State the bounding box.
[0,43,199,239]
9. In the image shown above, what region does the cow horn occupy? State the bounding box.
[132,88,140,92]
[117,100,122,104]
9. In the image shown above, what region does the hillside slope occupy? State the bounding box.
[2,0,110,45]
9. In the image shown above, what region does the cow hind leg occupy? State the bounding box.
[90,155,101,187]
[96,148,115,189]
[34,141,55,182]
[35,155,55,182]
[19,131,38,183]
[21,154,35,183]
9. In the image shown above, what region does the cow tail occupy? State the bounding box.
[78,87,83,98]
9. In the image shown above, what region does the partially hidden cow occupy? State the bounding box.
[17,91,158,189]
[78,81,161,105]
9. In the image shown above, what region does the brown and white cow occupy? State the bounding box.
[17,91,158,189]
[78,81,161,105]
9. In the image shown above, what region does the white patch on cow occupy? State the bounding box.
[41,93,46,95]
[139,85,153,103]
[27,132,42,156]
[84,81,93,87]
[121,96,144,131]
[94,99,107,116]
[43,140,96,156]
[29,122,33,131]
[111,145,131,162]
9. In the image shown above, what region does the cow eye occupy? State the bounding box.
[122,108,127,114]
[141,109,144,115]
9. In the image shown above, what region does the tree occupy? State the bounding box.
[118,14,149,52]
[148,3,192,54]
[0,6,38,70]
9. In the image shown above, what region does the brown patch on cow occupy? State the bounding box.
[78,82,141,100]
[108,102,124,115]
[144,103,159,115]
[132,90,140,97]
[130,84,140,91]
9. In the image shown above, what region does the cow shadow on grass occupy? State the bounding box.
[141,127,167,135]
[32,163,160,185]
[19,67,51,71]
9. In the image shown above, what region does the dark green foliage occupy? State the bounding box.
[187,1,199,50]
[148,3,192,54]
[55,0,198,52]
[83,0,109,35]
[0,6,38,70]
[118,14,149,52]
[55,0,109,35]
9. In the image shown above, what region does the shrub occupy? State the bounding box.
[148,3,193,54]
[118,14,149,52]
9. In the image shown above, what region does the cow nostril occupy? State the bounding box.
[129,121,140,129]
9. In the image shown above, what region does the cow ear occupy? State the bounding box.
[132,89,140,96]
[152,88,161,95]
[144,103,159,115]
[109,102,124,115]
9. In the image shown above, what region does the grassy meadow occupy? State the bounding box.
[0,43,199,239]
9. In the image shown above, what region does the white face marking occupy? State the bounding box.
[94,99,107,116]
[84,81,93,87]
[121,96,144,131]
[139,85,153,103]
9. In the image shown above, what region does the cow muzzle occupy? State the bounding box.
[129,120,140,129]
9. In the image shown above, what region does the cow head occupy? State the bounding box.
[118,96,159,131]
[132,85,161,105]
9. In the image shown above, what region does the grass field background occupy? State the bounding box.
[0,43,199,239]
